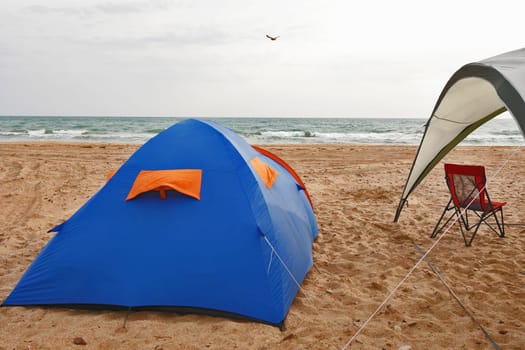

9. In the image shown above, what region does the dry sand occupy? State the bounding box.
[0,142,523,350]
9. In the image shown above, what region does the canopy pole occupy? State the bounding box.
[394,198,408,223]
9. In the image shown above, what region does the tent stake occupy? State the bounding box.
[122,307,132,330]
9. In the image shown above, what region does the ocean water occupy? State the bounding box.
[0,116,522,145]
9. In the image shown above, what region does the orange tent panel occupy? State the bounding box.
[126,169,202,201]
[251,157,279,189]
[106,169,118,182]
[252,146,313,207]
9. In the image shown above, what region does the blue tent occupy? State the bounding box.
[2,119,318,326]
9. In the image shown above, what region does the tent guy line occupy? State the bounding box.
[341,190,483,349]
[340,143,522,349]
[412,241,501,350]
[339,220,453,349]
[262,234,334,331]
[263,235,303,294]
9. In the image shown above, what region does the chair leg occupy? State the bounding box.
[499,208,505,237]
[431,200,505,246]
[456,208,482,247]
[489,207,505,238]
[431,199,454,238]
[464,219,483,247]
[463,207,505,246]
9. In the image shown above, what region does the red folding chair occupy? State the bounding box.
[431,163,506,246]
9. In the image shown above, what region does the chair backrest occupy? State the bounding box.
[444,163,487,211]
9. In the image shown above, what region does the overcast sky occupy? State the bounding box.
[0,0,523,118]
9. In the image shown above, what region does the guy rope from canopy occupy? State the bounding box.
[340,145,522,349]
[339,47,525,349]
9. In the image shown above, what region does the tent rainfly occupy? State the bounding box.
[395,47,525,222]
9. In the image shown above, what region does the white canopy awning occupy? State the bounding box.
[395,48,525,222]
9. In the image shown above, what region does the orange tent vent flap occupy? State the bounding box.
[126,169,202,201]
[251,157,279,189]
[252,145,313,208]
[106,169,118,182]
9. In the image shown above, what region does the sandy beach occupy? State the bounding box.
[0,142,523,350]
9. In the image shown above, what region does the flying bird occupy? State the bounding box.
[266,34,279,41]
